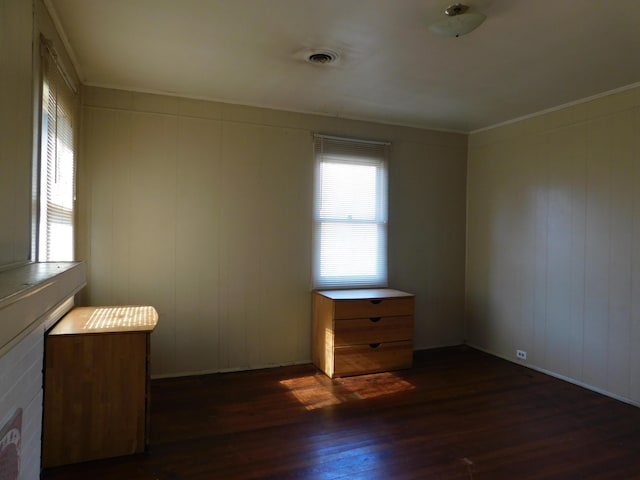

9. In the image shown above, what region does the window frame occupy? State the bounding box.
[312,134,390,289]
[35,36,78,262]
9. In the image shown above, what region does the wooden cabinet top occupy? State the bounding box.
[314,288,414,301]
[48,306,158,335]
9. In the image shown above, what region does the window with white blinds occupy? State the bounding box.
[38,44,77,262]
[313,135,389,289]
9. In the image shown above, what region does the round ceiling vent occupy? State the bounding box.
[306,50,339,65]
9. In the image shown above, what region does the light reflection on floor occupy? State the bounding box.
[280,372,415,410]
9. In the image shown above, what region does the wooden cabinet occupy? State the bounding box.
[312,289,414,378]
[42,306,158,468]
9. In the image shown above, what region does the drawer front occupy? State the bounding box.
[334,316,413,346]
[333,297,414,319]
[333,341,413,377]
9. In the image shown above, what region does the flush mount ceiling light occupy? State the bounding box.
[429,3,486,37]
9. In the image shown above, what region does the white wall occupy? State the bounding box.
[0,0,33,268]
[466,86,640,405]
[0,3,83,478]
[0,1,37,477]
[0,325,44,480]
[79,87,468,376]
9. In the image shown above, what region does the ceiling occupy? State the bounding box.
[47,0,640,132]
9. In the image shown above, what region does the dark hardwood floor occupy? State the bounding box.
[42,346,640,479]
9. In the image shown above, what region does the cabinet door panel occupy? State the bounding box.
[43,333,147,467]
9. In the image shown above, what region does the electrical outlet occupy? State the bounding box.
[516,350,527,360]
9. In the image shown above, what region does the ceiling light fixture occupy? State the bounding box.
[429,3,486,38]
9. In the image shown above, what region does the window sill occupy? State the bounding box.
[0,261,86,358]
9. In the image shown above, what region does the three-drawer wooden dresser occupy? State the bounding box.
[312,288,414,378]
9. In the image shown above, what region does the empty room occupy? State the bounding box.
[1,0,640,479]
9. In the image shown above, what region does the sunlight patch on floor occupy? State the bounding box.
[280,372,414,410]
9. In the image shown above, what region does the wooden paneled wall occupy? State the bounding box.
[467,86,640,405]
[0,0,33,267]
[78,87,467,376]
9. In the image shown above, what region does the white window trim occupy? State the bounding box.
[36,35,78,262]
[312,134,390,289]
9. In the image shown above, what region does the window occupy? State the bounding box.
[313,135,389,289]
[37,39,77,261]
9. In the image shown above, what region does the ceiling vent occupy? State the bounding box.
[302,49,340,66]
[308,52,336,64]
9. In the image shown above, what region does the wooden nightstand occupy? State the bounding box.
[42,305,158,467]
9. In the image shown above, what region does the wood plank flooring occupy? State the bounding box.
[41,346,640,479]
